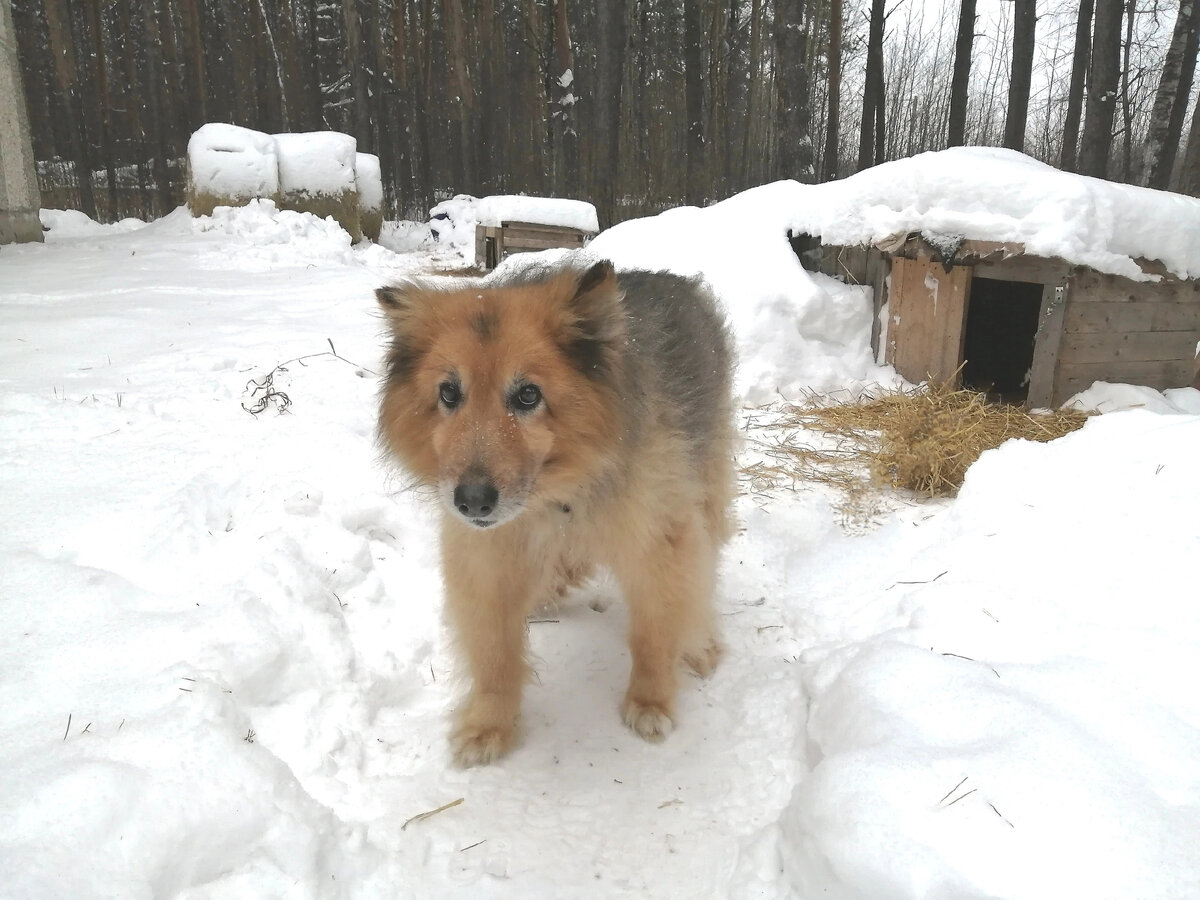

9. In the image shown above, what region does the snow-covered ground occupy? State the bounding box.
[2,157,1200,898]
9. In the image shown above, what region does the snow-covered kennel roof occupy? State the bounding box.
[792,147,1200,282]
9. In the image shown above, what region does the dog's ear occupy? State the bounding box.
[376,281,430,383]
[564,260,626,381]
[376,283,414,316]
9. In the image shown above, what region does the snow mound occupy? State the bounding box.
[190,198,354,263]
[39,208,147,240]
[187,123,280,201]
[427,194,480,252]
[1065,381,1200,414]
[795,146,1200,281]
[587,185,896,402]
[768,410,1200,898]
[273,131,358,197]
[355,153,384,212]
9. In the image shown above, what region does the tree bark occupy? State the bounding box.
[823,0,844,179]
[83,0,118,217]
[948,0,976,147]
[343,0,370,146]
[1060,0,1094,171]
[218,0,256,126]
[552,0,578,190]
[1118,0,1136,181]
[414,0,434,209]
[594,0,626,224]
[741,0,764,188]
[775,0,814,181]
[858,0,886,170]
[43,0,96,217]
[1143,0,1200,188]
[684,0,705,202]
[707,0,730,198]
[1003,0,1036,151]
[1178,83,1200,194]
[141,0,174,215]
[1079,0,1123,178]
[442,0,477,191]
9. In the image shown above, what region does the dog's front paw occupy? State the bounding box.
[621,695,675,742]
[450,721,516,767]
[450,695,519,767]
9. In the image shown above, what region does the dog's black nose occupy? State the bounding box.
[454,480,498,519]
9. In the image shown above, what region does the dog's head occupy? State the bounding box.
[377,258,627,529]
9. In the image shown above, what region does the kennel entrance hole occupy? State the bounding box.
[961,277,1044,403]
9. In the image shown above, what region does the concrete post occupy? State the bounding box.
[0,0,43,244]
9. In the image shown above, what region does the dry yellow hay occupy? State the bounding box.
[359,207,383,242]
[278,190,363,243]
[743,384,1090,499]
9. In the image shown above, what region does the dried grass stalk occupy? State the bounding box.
[746,384,1090,499]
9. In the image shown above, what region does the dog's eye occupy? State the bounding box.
[513,384,542,411]
[439,381,462,408]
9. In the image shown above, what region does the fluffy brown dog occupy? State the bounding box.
[376,256,735,766]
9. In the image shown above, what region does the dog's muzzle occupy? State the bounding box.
[453,479,498,526]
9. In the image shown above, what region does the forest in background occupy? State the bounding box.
[12,0,1200,227]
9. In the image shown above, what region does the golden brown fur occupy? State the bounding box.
[376,256,735,766]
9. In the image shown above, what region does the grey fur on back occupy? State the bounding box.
[616,269,734,456]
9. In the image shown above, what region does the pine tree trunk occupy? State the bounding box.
[684,0,705,202]
[741,0,763,188]
[84,0,118,217]
[1118,0,1136,182]
[518,0,548,197]
[219,0,256,126]
[1079,0,1123,178]
[948,0,976,147]
[442,0,476,191]
[43,0,96,217]
[276,0,309,129]
[707,0,730,199]
[385,0,414,211]
[367,0,393,209]
[553,0,578,191]
[477,0,505,195]
[343,0,370,147]
[141,0,174,215]
[858,0,886,170]
[823,0,843,179]
[1060,0,1094,171]
[594,0,626,225]
[156,0,186,158]
[413,0,434,208]
[1003,0,1036,151]
[775,0,813,181]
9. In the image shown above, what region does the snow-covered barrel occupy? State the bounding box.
[355,152,383,242]
[186,123,280,217]
[274,131,361,242]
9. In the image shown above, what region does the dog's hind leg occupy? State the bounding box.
[612,510,717,742]
[683,449,733,678]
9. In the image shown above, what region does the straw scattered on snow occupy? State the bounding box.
[742,384,1090,500]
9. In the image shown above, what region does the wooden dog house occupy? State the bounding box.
[805,232,1200,407]
[475,220,592,270]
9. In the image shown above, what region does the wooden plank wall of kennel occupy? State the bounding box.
[475,221,592,270]
[1052,269,1200,402]
[820,241,1200,407]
